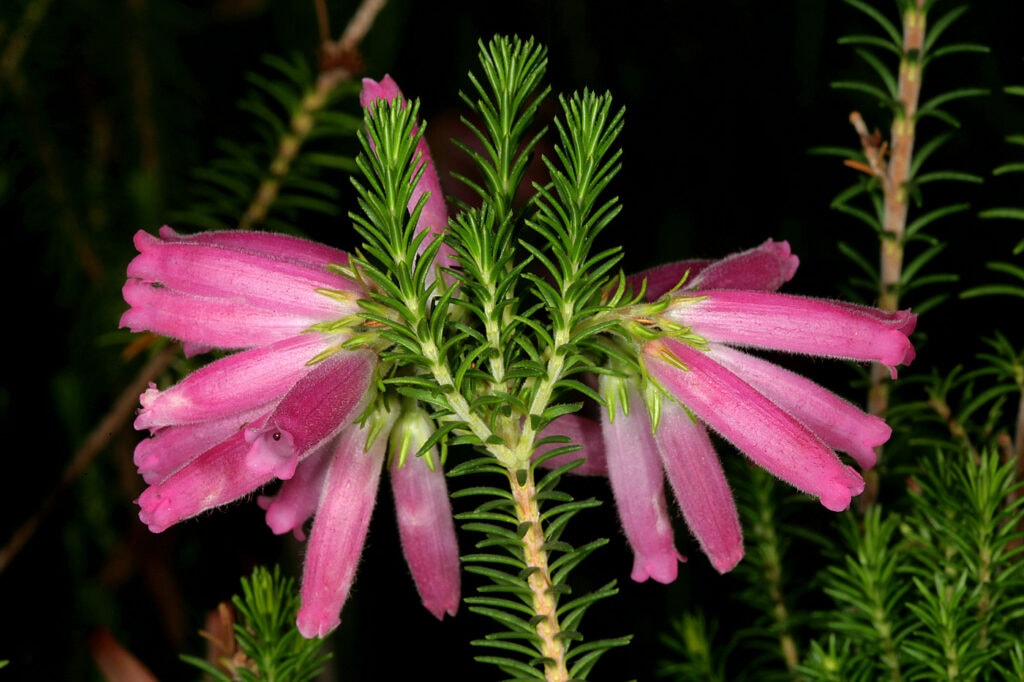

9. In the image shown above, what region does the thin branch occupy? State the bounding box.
[0,342,180,575]
[237,0,388,230]
[0,0,53,82]
[856,0,928,510]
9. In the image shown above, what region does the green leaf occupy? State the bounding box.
[979,207,1024,221]
[837,34,901,55]
[843,0,902,45]
[993,162,1024,176]
[916,88,989,120]
[904,202,969,239]
[831,80,895,107]
[854,47,898,98]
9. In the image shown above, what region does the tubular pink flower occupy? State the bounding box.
[244,349,376,480]
[135,333,333,431]
[707,344,890,469]
[663,290,916,377]
[600,376,683,584]
[536,240,913,578]
[124,223,424,637]
[258,446,333,541]
[121,229,360,349]
[390,451,461,620]
[360,75,457,275]
[685,239,799,292]
[647,338,866,512]
[297,422,390,639]
[627,238,799,299]
[138,418,276,533]
[126,73,463,635]
[654,398,743,574]
[135,404,268,484]
[135,348,376,531]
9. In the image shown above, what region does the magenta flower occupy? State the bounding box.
[545,239,915,580]
[360,73,458,278]
[121,75,460,638]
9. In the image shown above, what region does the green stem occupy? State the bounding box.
[748,473,799,672]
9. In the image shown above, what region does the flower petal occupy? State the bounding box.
[626,239,799,301]
[708,344,889,469]
[655,399,743,573]
[245,349,376,480]
[136,417,276,533]
[122,281,329,349]
[126,230,360,319]
[296,422,389,638]
[665,291,916,377]
[135,404,268,484]
[686,239,798,292]
[647,339,865,512]
[157,225,351,270]
[627,259,713,301]
[257,444,333,540]
[391,449,460,620]
[134,333,332,431]
[600,376,683,583]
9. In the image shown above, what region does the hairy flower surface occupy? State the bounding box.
[551,240,915,580]
[122,76,459,638]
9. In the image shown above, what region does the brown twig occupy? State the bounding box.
[0,0,53,80]
[236,0,387,230]
[127,0,163,187]
[0,342,180,575]
[854,0,928,510]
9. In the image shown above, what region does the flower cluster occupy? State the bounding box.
[121,76,459,638]
[121,71,916,643]
[544,239,915,581]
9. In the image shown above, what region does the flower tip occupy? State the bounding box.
[630,552,683,584]
[846,417,889,470]
[296,607,339,640]
[709,546,744,575]
[258,494,309,541]
[764,238,799,282]
[817,466,865,512]
[359,74,402,108]
[136,490,172,534]
[156,225,181,240]
[897,309,918,335]
[423,597,459,620]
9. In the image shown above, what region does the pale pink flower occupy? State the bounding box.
[122,75,461,638]
[388,405,461,620]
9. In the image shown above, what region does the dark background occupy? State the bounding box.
[2,1,1023,679]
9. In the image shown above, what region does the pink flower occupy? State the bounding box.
[122,75,460,638]
[360,74,457,278]
[548,240,915,578]
[387,405,461,620]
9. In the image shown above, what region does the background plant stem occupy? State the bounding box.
[856,0,927,509]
